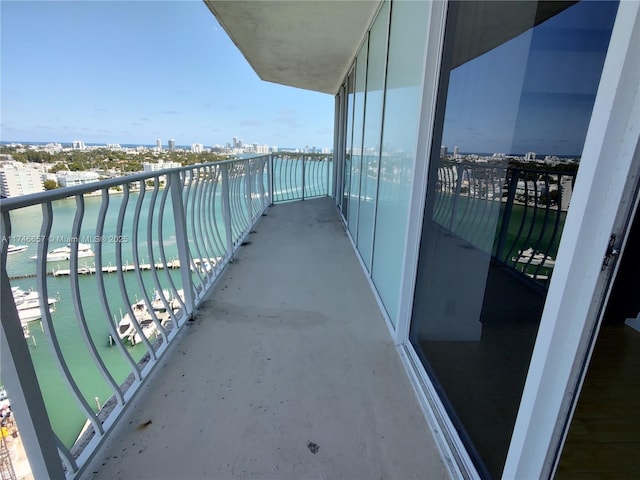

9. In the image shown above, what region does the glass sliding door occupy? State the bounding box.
[371,0,429,325]
[409,1,618,477]
[342,70,355,220]
[356,1,388,271]
[347,43,368,240]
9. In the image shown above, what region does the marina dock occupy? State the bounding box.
[7,258,219,280]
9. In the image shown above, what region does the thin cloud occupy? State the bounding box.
[240,119,264,127]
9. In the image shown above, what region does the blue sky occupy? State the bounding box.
[441,0,618,157]
[1,1,335,149]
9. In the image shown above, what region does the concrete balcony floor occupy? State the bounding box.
[88,198,448,480]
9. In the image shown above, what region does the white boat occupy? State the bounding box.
[170,289,185,312]
[115,300,151,343]
[12,287,58,323]
[512,247,556,268]
[112,291,178,346]
[30,243,95,262]
[7,244,28,254]
[130,316,161,346]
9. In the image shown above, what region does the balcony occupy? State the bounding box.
[87,197,448,479]
[0,155,448,479]
[1,151,581,479]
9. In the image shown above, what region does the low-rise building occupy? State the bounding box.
[56,171,100,188]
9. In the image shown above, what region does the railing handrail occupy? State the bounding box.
[0,156,273,212]
[0,150,333,478]
[434,160,576,287]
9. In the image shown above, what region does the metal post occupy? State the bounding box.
[268,154,274,206]
[244,159,252,226]
[0,270,66,479]
[327,154,332,198]
[450,165,464,231]
[301,154,306,201]
[169,171,194,313]
[494,168,519,262]
[221,164,234,256]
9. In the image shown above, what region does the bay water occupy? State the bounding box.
[3,191,195,447]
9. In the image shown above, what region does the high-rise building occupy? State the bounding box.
[156,139,162,151]
[168,139,176,151]
[0,163,45,197]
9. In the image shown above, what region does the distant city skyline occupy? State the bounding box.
[0,1,334,149]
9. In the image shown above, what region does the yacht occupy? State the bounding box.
[7,244,28,254]
[12,287,58,324]
[30,243,95,262]
[111,291,178,346]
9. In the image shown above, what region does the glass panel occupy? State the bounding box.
[371,0,429,325]
[342,72,355,219]
[347,42,368,240]
[356,1,389,271]
[409,1,618,477]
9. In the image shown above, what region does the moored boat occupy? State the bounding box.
[512,247,556,269]
[12,287,58,324]
[30,243,95,262]
[7,244,28,254]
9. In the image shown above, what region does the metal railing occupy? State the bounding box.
[0,155,283,478]
[271,153,332,202]
[433,160,575,284]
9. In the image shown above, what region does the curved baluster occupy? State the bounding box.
[208,166,227,267]
[37,201,104,437]
[95,189,141,380]
[56,434,78,476]
[156,175,185,328]
[125,182,156,356]
[140,179,169,346]
[70,194,125,408]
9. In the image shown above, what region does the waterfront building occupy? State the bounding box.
[141,158,182,172]
[56,171,100,188]
[71,141,85,150]
[168,139,176,151]
[191,143,203,153]
[156,138,162,151]
[0,163,44,197]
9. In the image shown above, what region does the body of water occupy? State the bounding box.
[3,191,196,447]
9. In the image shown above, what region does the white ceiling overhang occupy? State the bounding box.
[203,1,576,95]
[203,0,381,95]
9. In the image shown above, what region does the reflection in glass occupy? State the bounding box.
[409,1,617,477]
[372,0,429,324]
[347,43,368,240]
[342,72,355,220]
[356,1,388,271]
